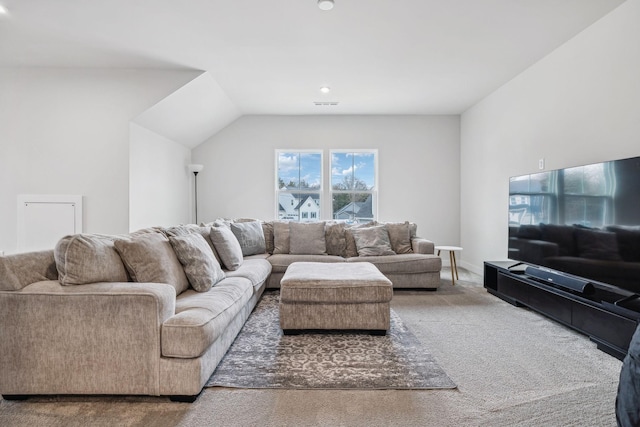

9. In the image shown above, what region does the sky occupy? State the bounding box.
[278,151,375,190]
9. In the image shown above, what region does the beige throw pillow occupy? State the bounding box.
[289,222,327,255]
[210,225,244,271]
[272,221,290,254]
[352,225,396,257]
[169,233,225,292]
[114,232,190,295]
[325,222,347,257]
[55,234,129,286]
[385,221,414,254]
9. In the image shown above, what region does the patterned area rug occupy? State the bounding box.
[206,291,457,390]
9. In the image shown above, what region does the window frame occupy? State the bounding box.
[275,149,323,222]
[329,149,378,223]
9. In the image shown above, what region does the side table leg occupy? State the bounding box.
[452,251,459,281]
[449,251,455,285]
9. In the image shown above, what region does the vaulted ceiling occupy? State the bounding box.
[0,0,626,145]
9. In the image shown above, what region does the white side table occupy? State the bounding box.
[435,246,463,285]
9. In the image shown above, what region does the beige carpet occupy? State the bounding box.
[0,268,623,427]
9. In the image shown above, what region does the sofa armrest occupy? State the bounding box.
[0,280,176,396]
[412,237,435,255]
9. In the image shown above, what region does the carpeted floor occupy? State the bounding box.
[206,292,456,390]
[0,268,623,427]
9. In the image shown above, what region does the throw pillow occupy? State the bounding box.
[164,224,222,264]
[289,222,327,255]
[384,221,413,254]
[113,232,190,295]
[325,222,347,257]
[344,221,377,257]
[169,233,225,292]
[230,221,266,256]
[262,221,275,254]
[273,221,290,254]
[351,225,396,257]
[55,233,130,286]
[210,225,244,270]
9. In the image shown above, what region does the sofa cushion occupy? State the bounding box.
[273,221,290,254]
[574,228,623,261]
[55,234,129,286]
[268,254,346,273]
[114,232,190,295]
[607,226,640,262]
[540,224,576,256]
[347,253,442,275]
[352,225,396,257]
[210,225,244,271]
[289,222,327,255]
[230,221,266,256]
[384,222,413,254]
[169,233,226,292]
[0,250,58,291]
[223,258,272,292]
[161,277,253,358]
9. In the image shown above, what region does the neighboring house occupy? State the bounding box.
[278,192,298,220]
[295,196,321,222]
[334,195,373,223]
[278,192,321,221]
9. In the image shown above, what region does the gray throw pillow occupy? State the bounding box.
[352,225,396,257]
[55,233,130,285]
[165,224,220,260]
[385,221,414,254]
[344,221,377,257]
[113,232,190,295]
[289,222,327,255]
[230,221,266,256]
[273,221,290,254]
[169,233,225,292]
[210,225,244,271]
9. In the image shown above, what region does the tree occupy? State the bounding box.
[332,176,370,214]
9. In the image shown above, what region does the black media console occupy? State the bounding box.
[484,261,640,360]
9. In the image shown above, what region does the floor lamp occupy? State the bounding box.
[187,164,204,224]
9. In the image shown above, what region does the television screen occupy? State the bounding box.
[508,155,640,294]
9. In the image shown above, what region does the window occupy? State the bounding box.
[276,151,322,222]
[330,150,377,223]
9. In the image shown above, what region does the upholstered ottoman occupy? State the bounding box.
[279,261,393,335]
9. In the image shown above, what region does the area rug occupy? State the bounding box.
[206,291,457,390]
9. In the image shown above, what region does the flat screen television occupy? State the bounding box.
[508,155,640,294]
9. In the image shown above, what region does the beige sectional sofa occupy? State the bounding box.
[0,219,441,401]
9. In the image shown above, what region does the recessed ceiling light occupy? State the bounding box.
[318,0,334,11]
[320,86,331,94]
[0,5,9,15]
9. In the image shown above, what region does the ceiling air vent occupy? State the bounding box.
[314,101,339,106]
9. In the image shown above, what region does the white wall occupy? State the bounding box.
[460,0,640,274]
[0,68,201,253]
[192,115,461,247]
[129,123,192,231]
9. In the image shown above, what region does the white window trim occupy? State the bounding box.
[329,149,378,222]
[275,149,323,221]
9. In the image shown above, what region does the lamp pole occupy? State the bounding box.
[193,170,199,224]
[187,164,204,224]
